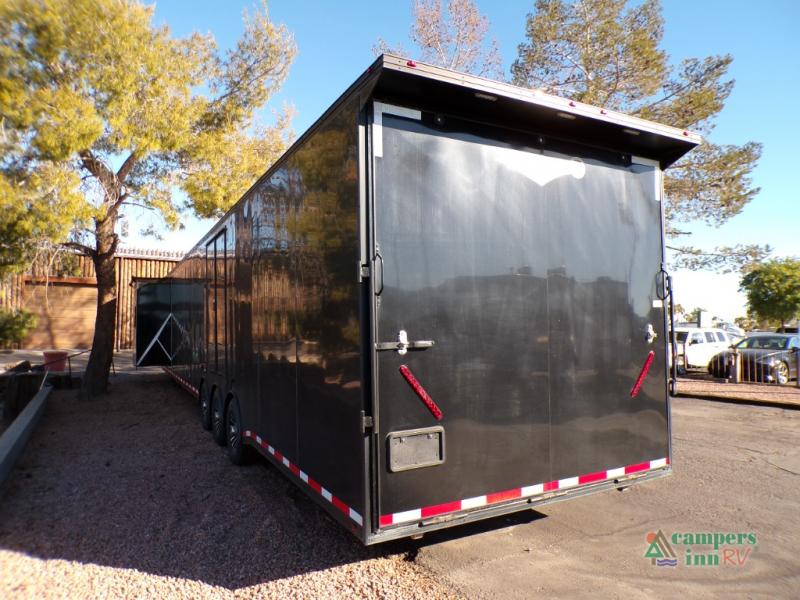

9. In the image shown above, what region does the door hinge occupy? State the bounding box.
[361,411,374,433]
[358,261,370,282]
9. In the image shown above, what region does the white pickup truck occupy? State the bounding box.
[672,327,735,370]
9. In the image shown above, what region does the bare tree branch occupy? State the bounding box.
[61,241,97,258]
[116,152,137,182]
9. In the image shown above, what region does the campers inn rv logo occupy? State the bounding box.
[645,530,757,568]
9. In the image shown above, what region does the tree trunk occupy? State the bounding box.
[80,218,118,399]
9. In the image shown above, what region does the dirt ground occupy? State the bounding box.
[0,374,457,600]
[1,374,798,598]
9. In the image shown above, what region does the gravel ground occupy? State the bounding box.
[0,374,463,599]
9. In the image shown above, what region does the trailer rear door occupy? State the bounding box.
[371,105,669,527]
[372,103,669,525]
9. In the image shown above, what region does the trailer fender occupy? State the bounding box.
[223,390,236,426]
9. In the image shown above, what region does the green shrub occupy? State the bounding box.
[0,308,36,346]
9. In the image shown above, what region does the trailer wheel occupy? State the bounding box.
[211,389,226,446]
[225,397,251,465]
[199,383,212,431]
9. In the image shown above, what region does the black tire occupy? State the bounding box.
[225,397,252,465]
[211,389,226,446]
[199,383,212,431]
[775,361,790,386]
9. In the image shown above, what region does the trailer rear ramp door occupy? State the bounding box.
[372,105,669,531]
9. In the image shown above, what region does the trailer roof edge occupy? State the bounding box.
[173,54,700,267]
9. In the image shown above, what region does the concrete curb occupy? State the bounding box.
[0,384,53,486]
[673,392,800,411]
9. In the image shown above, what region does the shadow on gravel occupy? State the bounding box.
[0,374,545,591]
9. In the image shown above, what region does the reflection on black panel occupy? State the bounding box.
[376,116,666,514]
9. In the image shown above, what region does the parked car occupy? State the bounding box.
[717,322,745,343]
[708,333,800,385]
[775,326,799,334]
[671,327,735,370]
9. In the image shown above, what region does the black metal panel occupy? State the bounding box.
[238,96,365,516]
[374,114,668,516]
[135,281,172,366]
[233,203,257,427]
[168,280,198,374]
[374,115,551,514]
[293,96,365,515]
[370,58,697,168]
[544,161,666,478]
[250,166,298,463]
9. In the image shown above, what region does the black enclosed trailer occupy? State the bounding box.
[136,55,699,544]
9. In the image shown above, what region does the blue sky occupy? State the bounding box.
[128,0,800,320]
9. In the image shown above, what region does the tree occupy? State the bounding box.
[685,307,705,324]
[374,0,502,78]
[740,259,800,329]
[0,0,296,397]
[510,0,763,272]
[0,167,89,276]
[0,308,36,347]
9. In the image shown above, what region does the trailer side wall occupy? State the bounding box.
[158,95,367,524]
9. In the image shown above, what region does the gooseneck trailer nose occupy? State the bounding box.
[136,55,700,544]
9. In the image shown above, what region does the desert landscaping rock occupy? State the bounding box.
[0,375,462,599]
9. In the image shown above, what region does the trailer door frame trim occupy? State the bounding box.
[372,101,422,157]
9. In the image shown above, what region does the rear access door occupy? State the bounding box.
[371,103,669,530]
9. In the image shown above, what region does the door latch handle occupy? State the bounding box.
[645,323,657,344]
[375,329,435,354]
[373,250,384,295]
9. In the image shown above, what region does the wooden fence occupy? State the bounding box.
[0,248,182,350]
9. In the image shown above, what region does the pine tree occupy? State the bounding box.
[511,0,764,271]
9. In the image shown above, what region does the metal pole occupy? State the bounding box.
[796,349,800,388]
[135,313,173,367]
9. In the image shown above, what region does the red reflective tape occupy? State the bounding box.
[421,500,462,518]
[630,351,656,397]
[398,365,443,420]
[332,496,349,515]
[380,457,668,527]
[625,461,650,474]
[666,456,671,465]
[163,373,363,527]
[487,488,521,504]
[578,470,607,485]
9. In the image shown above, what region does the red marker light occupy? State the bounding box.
[630,351,656,398]
[683,131,689,136]
[569,101,576,107]
[600,109,607,115]
[399,365,443,420]
[406,60,417,67]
